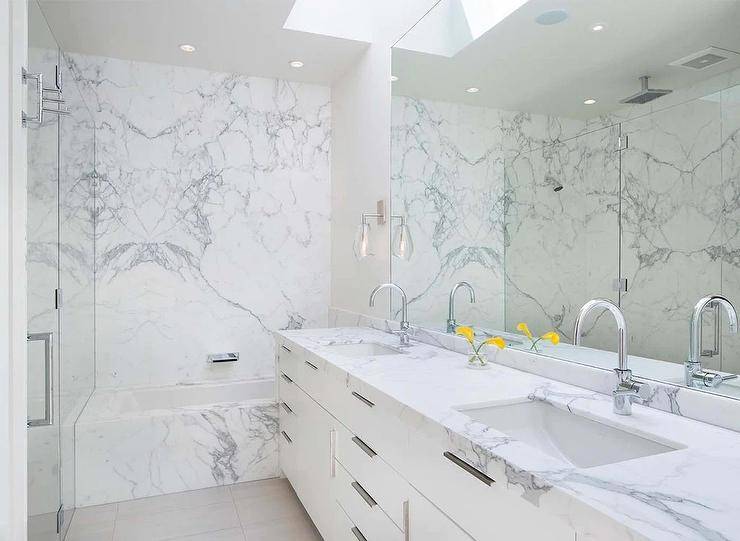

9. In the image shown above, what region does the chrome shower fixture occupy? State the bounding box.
[545,175,564,192]
[620,76,672,105]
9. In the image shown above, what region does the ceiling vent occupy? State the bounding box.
[669,47,739,70]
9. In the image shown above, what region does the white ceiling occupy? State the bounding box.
[392,0,740,119]
[36,0,372,86]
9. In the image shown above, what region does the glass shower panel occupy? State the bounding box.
[720,84,740,376]
[504,124,621,347]
[27,1,62,539]
[620,97,724,368]
[57,51,96,535]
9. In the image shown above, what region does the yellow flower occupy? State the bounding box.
[541,331,560,345]
[483,336,506,350]
[516,322,533,340]
[455,326,475,344]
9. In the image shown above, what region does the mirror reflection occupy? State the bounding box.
[390,0,740,399]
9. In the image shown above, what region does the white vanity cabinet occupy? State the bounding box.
[276,337,576,541]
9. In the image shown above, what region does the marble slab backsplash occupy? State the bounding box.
[328,307,740,433]
[67,53,332,388]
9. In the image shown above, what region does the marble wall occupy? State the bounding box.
[68,54,332,388]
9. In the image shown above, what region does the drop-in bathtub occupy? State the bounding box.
[75,378,278,507]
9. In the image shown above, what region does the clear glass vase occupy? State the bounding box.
[467,351,490,369]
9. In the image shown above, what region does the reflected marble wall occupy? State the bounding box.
[391,84,740,373]
[68,54,331,388]
[390,95,617,343]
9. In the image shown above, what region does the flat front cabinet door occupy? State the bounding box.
[288,384,335,539]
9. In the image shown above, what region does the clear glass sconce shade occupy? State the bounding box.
[392,223,414,260]
[353,222,372,259]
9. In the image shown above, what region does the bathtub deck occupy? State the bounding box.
[65,477,321,541]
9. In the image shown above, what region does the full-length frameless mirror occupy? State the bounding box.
[390,0,740,400]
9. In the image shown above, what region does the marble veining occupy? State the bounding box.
[75,380,278,506]
[391,70,740,382]
[67,53,331,388]
[282,324,740,540]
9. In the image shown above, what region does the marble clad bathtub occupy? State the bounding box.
[75,378,278,506]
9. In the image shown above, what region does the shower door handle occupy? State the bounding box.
[27,332,53,427]
[22,68,44,126]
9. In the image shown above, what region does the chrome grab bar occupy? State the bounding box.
[27,332,53,427]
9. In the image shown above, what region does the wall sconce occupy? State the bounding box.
[354,200,414,261]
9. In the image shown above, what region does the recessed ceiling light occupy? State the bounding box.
[591,23,606,32]
[583,98,597,105]
[466,87,480,93]
[535,10,568,26]
[289,60,304,68]
[179,44,196,53]
[390,75,399,82]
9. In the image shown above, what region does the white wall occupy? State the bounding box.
[0,1,29,539]
[330,44,392,317]
[328,0,441,319]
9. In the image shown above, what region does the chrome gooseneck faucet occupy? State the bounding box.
[686,294,738,388]
[574,299,650,415]
[447,281,476,333]
[369,283,410,346]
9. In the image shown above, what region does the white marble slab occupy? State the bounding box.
[280,325,740,540]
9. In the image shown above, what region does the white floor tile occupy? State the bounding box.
[113,502,240,541]
[66,478,320,541]
[165,527,247,541]
[117,486,232,517]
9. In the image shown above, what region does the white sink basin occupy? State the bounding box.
[326,342,403,357]
[457,400,680,468]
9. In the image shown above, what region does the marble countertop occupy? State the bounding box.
[277,326,740,541]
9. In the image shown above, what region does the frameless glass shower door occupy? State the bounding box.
[26,1,96,539]
[27,2,63,538]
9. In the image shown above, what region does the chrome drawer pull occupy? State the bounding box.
[281,344,292,353]
[351,391,374,408]
[351,436,377,458]
[443,452,495,486]
[281,431,292,443]
[281,372,294,384]
[280,402,294,415]
[403,500,410,541]
[305,360,318,371]
[351,526,368,541]
[351,481,377,508]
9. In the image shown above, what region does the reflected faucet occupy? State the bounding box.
[447,281,476,333]
[574,299,650,416]
[369,283,410,346]
[686,294,738,388]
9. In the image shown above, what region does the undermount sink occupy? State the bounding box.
[456,400,680,468]
[326,342,404,357]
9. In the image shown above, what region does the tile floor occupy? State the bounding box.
[65,477,322,541]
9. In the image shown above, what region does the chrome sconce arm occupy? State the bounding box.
[354,200,414,261]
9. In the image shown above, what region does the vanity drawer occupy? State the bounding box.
[334,460,404,541]
[278,427,297,482]
[405,426,575,541]
[335,421,409,530]
[277,341,300,382]
[331,379,408,470]
[298,351,326,403]
[333,501,361,541]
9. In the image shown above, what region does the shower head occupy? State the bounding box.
[620,76,672,104]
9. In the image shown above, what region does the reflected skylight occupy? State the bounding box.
[395,0,529,57]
